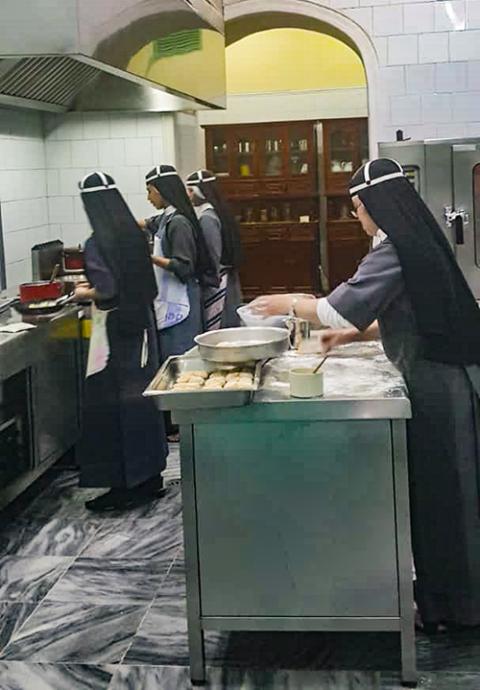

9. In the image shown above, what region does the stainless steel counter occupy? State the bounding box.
[0,304,83,509]
[170,344,417,687]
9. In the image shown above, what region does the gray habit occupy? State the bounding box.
[328,238,480,626]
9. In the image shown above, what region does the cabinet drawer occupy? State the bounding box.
[266,226,289,241]
[287,178,314,195]
[263,181,287,195]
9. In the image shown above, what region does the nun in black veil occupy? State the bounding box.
[251,158,480,631]
[75,172,168,512]
[143,164,216,362]
[185,169,243,329]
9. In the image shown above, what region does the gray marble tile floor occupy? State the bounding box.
[1,444,480,689]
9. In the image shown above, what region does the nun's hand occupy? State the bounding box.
[320,328,357,352]
[74,283,94,302]
[250,294,293,316]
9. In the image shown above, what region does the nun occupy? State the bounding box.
[185,169,226,331]
[143,165,215,361]
[185,169,243,329]
[251,158,480,632]
[75,172,168,512]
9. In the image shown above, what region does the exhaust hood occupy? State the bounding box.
[0,0,226,113]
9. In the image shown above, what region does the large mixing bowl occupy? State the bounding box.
[195,327,290,363]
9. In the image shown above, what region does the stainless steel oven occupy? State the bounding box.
[379,138,480,299]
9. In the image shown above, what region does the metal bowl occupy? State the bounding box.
[195,327,290,363]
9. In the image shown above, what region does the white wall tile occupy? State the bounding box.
[3,230,28,263]
[47,113,85,141]
[359,0,389,6]
[60,223,90,247]
[98,139,126,167]
[435,61,468,91]
[389,95,422,124]
[421,93,453,123]
[436,122,467,137]
[73,197,88,224]
[435,0,466,31]
[48,196,75,224]
[403,2,435,34]
[346,7,373,33]
[46,170,60,197]
[405,64,435,93]
[453,91,480,121]
[380,66,406,96]
[125,137,154,166]
[419,33,449,63]
[450,29,480,60]
[330,0,360,8]
[82,113,111,139]
[373,5,403,35]
[138,113,171,138]
[125,193,153,219]
[109,166,143,194]
[27,225,52,251]
[388,35,419,65]
[465,121,480,136]
[467,61,480,88]
[71,140,98,168]
[6,259,30,288]
[467,0,480,27]
[59,168,86,197]
[46,140,72,169]
[109,113,138,139]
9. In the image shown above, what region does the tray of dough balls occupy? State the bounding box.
[144,355,262,410]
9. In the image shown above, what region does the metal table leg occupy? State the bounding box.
[391,421,417,688]
[179,424,206,685]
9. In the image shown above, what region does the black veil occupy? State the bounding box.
[349,158,480,364]
[80,172,157,335]
[146,165,217,285]
[186,169,243,268]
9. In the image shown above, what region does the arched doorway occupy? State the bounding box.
[201,2,381,295]
[224,0,382,157]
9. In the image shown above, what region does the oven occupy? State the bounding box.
[379,138,480,299]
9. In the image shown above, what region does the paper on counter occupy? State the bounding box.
[0,322,37,333]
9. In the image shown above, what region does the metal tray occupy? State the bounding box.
[144,356,263,410]
[194,327,289,364]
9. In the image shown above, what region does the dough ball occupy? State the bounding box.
[188,370,209,379]
[177,373,192,383]
[187,376,205,387]
[204,382,224,390]
[226,372,240,381]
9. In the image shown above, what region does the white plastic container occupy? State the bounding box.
[237,305,287,329]
[289,367,324,398]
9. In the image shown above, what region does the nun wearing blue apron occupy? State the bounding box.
[75,172,168,512]
[252,158,480,632]
[185,169,243,329]
[144,165,216,361]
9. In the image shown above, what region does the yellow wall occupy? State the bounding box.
[226,29,366,94]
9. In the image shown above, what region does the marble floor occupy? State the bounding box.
[1,447,480,689]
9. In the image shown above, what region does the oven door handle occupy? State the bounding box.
[455,214,465,245]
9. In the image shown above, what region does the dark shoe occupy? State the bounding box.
[135,475,166,498]
[85,489,125,512]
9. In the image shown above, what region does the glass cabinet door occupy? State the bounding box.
[359,122,369,167]
[234,135,256,178]
[209,130,230,177]
[261,128,285,177]
[289,127,311,176]
[328,125,356,177]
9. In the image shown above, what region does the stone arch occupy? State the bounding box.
[224,0,383,156]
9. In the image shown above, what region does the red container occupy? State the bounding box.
[19,280,63,303]
[63,247,85,273]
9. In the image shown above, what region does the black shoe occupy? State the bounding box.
[85,489,125,512]
[135,475,166,498]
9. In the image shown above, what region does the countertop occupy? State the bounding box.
[173,341,411,424]
[0,304,82,380]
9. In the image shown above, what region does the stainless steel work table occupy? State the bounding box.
[171,343,417,687]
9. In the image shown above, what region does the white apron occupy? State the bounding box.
[153,214,190,331]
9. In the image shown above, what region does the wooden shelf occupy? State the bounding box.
[327,219,358,224]
[240,221,318,227]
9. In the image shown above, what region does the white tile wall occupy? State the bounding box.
[403,3,434,34]
[0,107,51,287]
[347,7,373,33]
[435,0,466,31]
[467,0,480,28]
[44,112,177,247]
[419,32,449,63]
[421,93,453,123]
[388,35,419,65]
[373,6,403,35]
[450,29,480,60]
[405,64,435,93]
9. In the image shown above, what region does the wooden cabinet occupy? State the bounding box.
[323,118,370,289]
[205,121,319,300]
[204,117,369,297]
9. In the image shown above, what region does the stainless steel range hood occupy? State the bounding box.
[0,0,226,113]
